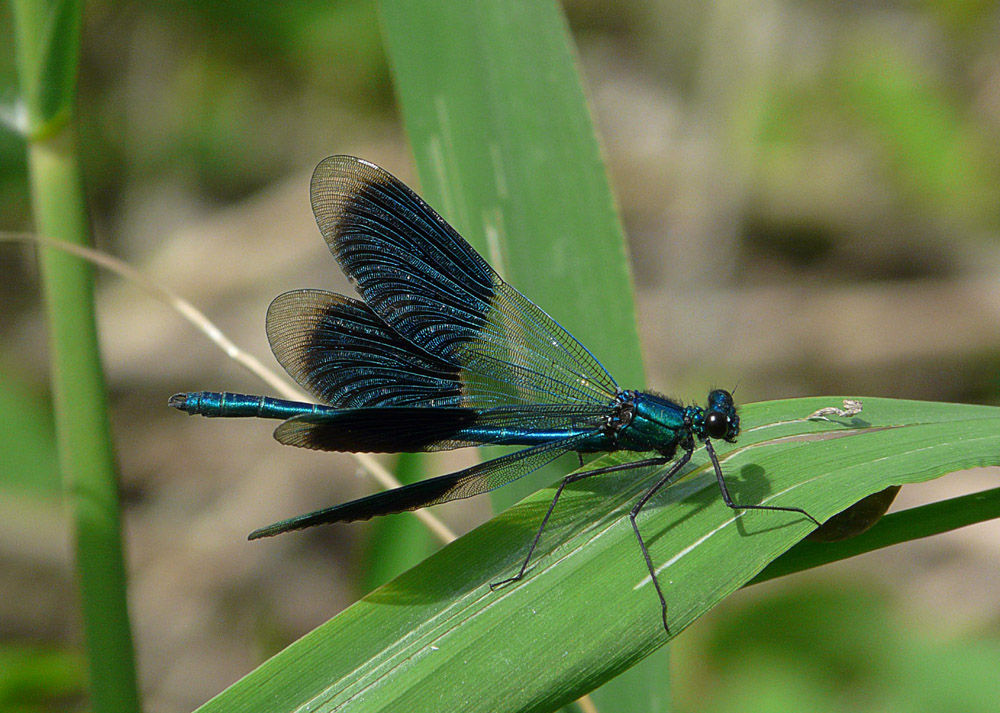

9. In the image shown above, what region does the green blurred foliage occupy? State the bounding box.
[0,643,86,713]
[1,0,392,223]
[837,41,998,227]
[750,27,1000,279]
[0,364,59,494]
[676,584,1000,713]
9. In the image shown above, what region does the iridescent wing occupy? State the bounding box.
[307,155,620,407]
[266,289,467,408]
[270,402,612,452]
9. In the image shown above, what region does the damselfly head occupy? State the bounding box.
[704,389,739,442]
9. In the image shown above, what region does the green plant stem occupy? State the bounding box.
[27,133,141,713]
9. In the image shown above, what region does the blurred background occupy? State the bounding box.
[3,1,1000,711]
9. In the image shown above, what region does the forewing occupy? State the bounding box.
[309,155,619,406]
[248,430,600,539]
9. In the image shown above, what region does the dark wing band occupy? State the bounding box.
[267,289,464,408]
[271,403,612,453]
[309,156,619,406]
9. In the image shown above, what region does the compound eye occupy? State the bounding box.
[708,389,732,407]
[704,410,729,440]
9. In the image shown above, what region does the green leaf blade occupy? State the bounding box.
[379,0,643,387]
[195,397,1000,713]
